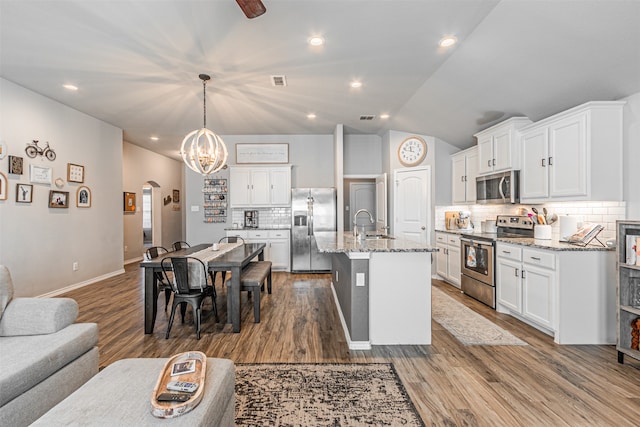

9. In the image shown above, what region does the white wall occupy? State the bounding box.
[185,134,335,244]
[622,91,640,219]
[344,134,382,175]
[0,78,123,297]
[122,142,184,263]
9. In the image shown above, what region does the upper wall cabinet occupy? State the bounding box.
[451,146,478,204]
[475,117,532,175]
[229,165,291,207]
[520,101,625,203]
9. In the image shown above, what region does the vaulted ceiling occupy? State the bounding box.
[1,1,639,160]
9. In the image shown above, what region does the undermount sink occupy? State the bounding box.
[365,234,395,240]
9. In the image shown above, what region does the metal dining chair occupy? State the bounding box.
[160,256,217,340]
[172,241,191,251]
[145,246,172,310]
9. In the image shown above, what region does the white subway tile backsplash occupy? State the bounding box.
[435,201,626,239]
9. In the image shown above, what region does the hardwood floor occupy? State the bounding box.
[62,264,640,426]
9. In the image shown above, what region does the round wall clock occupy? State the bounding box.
[398,136,427,166]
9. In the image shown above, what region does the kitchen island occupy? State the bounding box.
[315,232,438,349]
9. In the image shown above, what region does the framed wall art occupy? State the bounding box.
[67,163,85,183]
[124,192,136,212]
[30,164,52,184]
[236,143,289,164]
[8,155,23,175]
[173,189,180,203]
[0,142,7,160]
[0,172,7,200]
[16,183,33,203]
[77,186,91,208]
[49,190,69,208]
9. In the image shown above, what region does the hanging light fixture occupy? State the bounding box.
[180,74,228,175]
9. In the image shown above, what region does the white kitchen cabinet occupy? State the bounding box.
[520,101,624,202]
[226,229,290,271]
[229,166,291,207]
[451,146,478,204]
[474,117,532,175]
[496,241,615,344]
[435,232,461,288]
[495,244,522,312]
[496,243,554,332]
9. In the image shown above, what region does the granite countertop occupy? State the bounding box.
[435,228,612,252]
[315,231,438,253]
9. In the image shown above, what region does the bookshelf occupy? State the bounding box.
[616,220,640,364]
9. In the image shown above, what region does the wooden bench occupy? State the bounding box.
[227,261,272,323]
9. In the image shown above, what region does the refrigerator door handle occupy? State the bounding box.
[309,214,314,236]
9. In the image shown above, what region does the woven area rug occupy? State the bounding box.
[432,287,528,346]
[235,363,424,426]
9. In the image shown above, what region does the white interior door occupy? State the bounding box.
[394,167,430,244]
[349,182,376,232]
[375,173,388,232]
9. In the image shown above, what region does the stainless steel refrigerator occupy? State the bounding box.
[291,188,336,272]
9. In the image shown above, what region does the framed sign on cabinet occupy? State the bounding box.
[236,143,288,164]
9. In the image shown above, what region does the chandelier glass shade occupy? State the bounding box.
[180,74,228,175]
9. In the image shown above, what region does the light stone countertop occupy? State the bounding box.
[435,229,612,252]
[315,231,438,253]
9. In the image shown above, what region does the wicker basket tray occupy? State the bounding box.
[150,351,207,418]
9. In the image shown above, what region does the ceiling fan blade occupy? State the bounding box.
[236,0,266,19]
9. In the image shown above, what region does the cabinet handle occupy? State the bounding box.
[541,158,546,167]
[461,176,465,182]
[530,256,541,261]
[521,270,526,278]
[548,157,553,166]
[515,268,519,277]
[502,250,511,254]
[493,158,496,166]
[488,160,491,167]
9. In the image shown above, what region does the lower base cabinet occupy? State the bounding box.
[435,232,461,288]
[226,229,290,271]
[496,242,615,345]
[496,243,554,331]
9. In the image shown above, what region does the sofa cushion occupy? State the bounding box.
[0,298,78,336]
[0,322,98,407]
[0,266,14,321]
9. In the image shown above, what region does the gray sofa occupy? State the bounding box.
[0,265,99,427]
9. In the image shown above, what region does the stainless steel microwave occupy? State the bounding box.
[476,170,519,204]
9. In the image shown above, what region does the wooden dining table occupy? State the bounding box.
[139,243,266,334]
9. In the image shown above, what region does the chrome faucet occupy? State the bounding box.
[353,209,375,238]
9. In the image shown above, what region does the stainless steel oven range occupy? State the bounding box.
[460,215,535,309]
[460,235,496,308]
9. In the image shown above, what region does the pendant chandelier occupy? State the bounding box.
[180,74,228,175]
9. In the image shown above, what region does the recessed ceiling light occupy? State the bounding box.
[150,136,159,141]
[350,81,362,89]
[307,113,316,119]
[308,36,324,46]
[438,36,457,48]
[63,84,78,91]
[380,114,390,119]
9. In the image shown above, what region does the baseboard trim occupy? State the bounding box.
[125,256,144,265]
[330,282,372,351]
[38,269,126,297]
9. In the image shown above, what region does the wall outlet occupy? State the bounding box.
[72,262,79,271]
[356,272,365,287]
[124,245,128,252]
